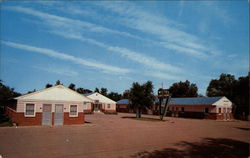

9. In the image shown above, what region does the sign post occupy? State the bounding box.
[158,89,171,120]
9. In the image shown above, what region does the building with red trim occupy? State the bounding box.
[83,92,116,114]
[5,85,93,126]
[117,96,233,120]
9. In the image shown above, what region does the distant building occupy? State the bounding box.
[83,92,116,114]
[116,99,130,113]
[168,96,233,120]
[5,85,93,126]
[116,96,233,120]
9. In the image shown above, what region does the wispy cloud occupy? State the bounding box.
[5,5,218,59]
[178,0,185,17]
[4,5,213,81]
[51,30,182,73]
[4,6,139,39]
[2,41,131,74]
[96,2,221,58]
[201,1,234,24]
[33,65,79,77]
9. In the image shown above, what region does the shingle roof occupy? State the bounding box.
[117,99,129,104]
[170,97,223,105]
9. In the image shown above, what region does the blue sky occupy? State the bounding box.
[1,1,249,95]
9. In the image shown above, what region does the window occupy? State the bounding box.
[70,105,77,116]
[172,107,174,111]
[108,104,111,108]
[218,108,221,113]
[176,107,179,111]
[25,104,35,117]
[205,108,209,113]
[83,103,88,110]
[181,107,184,112]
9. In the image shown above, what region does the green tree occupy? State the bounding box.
[68,83,76,91]
[207,73,249,119]
[233,74,249,118]
[123,90,130,99]
[107,92,122,101]
[55,80,62,85]
[27,89,36,94]
[129,81,154,118]
[206,74,236,99]
[76,88,92,94]
[0,80,21,101]
[169,80,198,97]
[45,83,53,88]
[100,88,108,96]
[94,88,99,93]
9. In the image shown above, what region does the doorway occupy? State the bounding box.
[54,104,64,125]
[42,104,52,125]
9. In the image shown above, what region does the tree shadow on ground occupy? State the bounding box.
[235,127,250,131]
[130,138,249,158]
[121,116,165,122]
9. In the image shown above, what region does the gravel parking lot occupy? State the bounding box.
[0,113,249,158]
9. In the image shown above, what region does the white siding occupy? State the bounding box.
[213,97,232,108]
[16,100,84,113]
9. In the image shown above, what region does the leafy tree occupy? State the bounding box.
[129,81,154,118]
[169,80,198,97]
[68,83,76,91]
[94,88,99,93]
[76,88,92,94]
[45,83,53,88]
[123,90,130,99]
[55,80,62,85]
[206,74,236,99]
[27,89,36,94]
[233,74,249,118]
[207,73,249,119]
[100,88,108,96]
[107,92,122,101]
[0,80,21,101]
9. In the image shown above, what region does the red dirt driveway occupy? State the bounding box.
[0,113,249,158]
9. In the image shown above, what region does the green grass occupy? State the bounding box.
[122,116,165,122]
[0,114,13,127]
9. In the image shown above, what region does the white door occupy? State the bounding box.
[42,104,52,125]
[54,104,64,125]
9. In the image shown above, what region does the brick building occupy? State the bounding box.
[5,85,93,126]
[117,96,233,120]
[83,92,116,114]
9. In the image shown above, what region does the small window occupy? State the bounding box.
[108,104,111,108]
[181,107,184,112]
[205,108,209,113]
[172,107,174,111]
[70,105,77,116]
[83,103,88,110]
[25,104,35,116]
[218,108,221,113]
[176,107,179,111]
